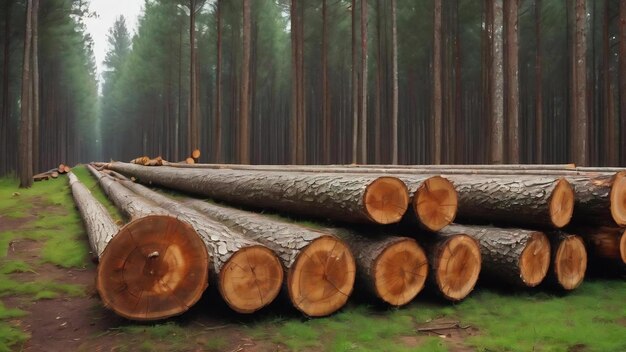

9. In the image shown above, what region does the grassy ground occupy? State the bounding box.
[0,166,624,351]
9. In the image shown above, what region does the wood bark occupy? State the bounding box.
[18,0,33,188]
[188,0,200,154]
[359,0,368,163]
[490,0,504,164]
[32,0,39,172]
[322,0,330,164]
[571,0,588,165]
[546,232,587,291]
[534,0,543,163]
[104,162,409,225]
[240,0,250,164]
[351,0,358,164]
[566,172,626,227]
[504,0,519,163]
[441,224,550,287]
[110,176,283,314]
[390,0,398,165]
[327,227,427,307]
[214,0,222,163]
[85,165,209,321]
[68,172,118,259]
[0,1,10,176]
[432,0,442,165]
[184,198,356,317]
[619,1,626,165]
[414,232,481,301]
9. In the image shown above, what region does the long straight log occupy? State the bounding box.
[166,164,625,227]
[104,162,410,225]
[68,172,118,259]
[179,198,356,316]
[76,167,209,321]
[441,224,551,287]
[546,232,587,291]
[324,227,428,306]
[97,169,283,314]
[414,232,481,301]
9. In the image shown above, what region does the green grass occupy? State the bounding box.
[0,260,35,275]
[0,303,28,352]
[113,322,210,351]
[0,274,84,299]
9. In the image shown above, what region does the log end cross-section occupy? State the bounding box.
[288,236,356,317]
[364,177,409,224]
[552,235,587,291]
[622,230,626,264]
[219,245,284,314]
[373,239,428,306]
[432,234,481,301]
[610,171,626,226]
[96,215,209,321]
[414,176,458,232]
[549,178,575,228]
[518,232,551,287]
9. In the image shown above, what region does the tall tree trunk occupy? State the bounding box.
[240,0,251,164]
[322,0,330,164]
[571,0,588,165]
[188,0,199,155]
[0,1,12,175]
[619,1,626,165]
[359,0,368,164]
[490,0,504,164]
[297,2,305,164]
[351,0,358,164]
[290,0,298,164]
[18,0,33,188]
[432,0,442,165]
[32,0,39,172]
[214,0,222,163]
[603,0,616,165]
[504,0,519,163]
[534,0,543,163]
[391,0,398,165]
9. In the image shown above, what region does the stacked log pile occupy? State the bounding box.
[33,163,71,181]
[68,162,625,321]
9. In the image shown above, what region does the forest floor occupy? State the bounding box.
[0,166,625,352]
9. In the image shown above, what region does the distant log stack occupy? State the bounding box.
[99,169,284,314]
[74,167,209,321]
[326,227,428,306]
[415,232,481,301]
[104,162,410,225]
[441,224,551,287]
[33,163,70,181]
[547,232,587,291]
[182,198,356,316]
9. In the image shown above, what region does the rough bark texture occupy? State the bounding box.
[184,198,356,317]
[432,0,442,165]
[112,177,283,314]
[546,232,587,291]
[450,175,573,229]
[566,172,626,227]
[328,227,427,306]
[105,163,408,225]
[414,232,481,301]
[504,0,519,163]
[359,0,368,163]
[240,0,250,164]
[571,0,588,166]
[68,172,118,259]
[490,0,504,164]
[441,224,550,287]
[391,0,398,164]
[18,0,33,188]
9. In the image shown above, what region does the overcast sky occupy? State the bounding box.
[84,0,144,83]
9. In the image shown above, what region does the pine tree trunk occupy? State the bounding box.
[351,0,358,164]
[31,0,39,172]
[620,0,626,165]
[184,198,356,317]
[104,162,410,225]
[322,0,330,164]
[571,0,588,165]
[432,0,442,165]
[390,0,398,165]
[240,0,251,164]
[359,0,368,163]
[534,0,543,163]
[490,0,504,164]
[18,0,33,188]
[441,224,550,287]
[214,0,222,163]
[504,0,519,163]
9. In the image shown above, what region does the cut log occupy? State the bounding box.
[450,176,575,229]
[186,157,195,164]
[575,227,626,265]
[63,165,71,173]
[325,227,428,306]
[566,172,626,227]
[130,156,150,165]
[415,232,481,301]
[191,149,201,161]
[547,232,587,291]
[441,224,550,287]
[33,173,50,182]
[85,165,209,321]
[68,172,118,259]
[58,163,66,172]
[108,176,283,314]
[104,163,410,225]
[402,176,458,231]
[178,198,356,316]
[49,171,58,179]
